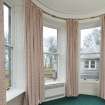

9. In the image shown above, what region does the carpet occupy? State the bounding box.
[41,95,105,105]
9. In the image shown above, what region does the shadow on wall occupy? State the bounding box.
[7,94,24,105]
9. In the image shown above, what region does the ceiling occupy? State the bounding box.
[33,0,105,19]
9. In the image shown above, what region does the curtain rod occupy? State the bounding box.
[43,10,104,21]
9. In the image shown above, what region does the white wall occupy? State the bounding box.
[45,83,65,101]
[12,0,26,90]
[79,81,99,96]
[7,94,24,105]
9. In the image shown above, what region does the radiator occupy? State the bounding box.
[44,83,65,101]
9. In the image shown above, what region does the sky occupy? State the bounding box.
[4,5,9,40]
[43,26,57,52]
[81,27,100,48]
[81,29,92,48]
[43,26,57,39]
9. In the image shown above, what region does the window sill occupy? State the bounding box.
[45,80,65,86]
[6,88,25,102]
[80,80,99,83]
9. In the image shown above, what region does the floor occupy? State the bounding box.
[41,95,105,105]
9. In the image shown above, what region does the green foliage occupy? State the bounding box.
[5,70,11,89]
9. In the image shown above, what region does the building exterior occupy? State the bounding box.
[80,48,100,80]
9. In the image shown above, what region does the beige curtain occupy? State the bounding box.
[24,0,44,105]
[100,15,105,99]
[66,19,79,97]
[0,0,6,105]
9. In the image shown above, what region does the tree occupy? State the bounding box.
[83,28,101,49]
[47,37,57,53]
[47,37,57,68]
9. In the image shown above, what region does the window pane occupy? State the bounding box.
[91,64,95,68]
[5,47,11,88]
[4,4,11,89]
[43,26,58,81]
[4,4,11,44]
[44,53,58,80]
[43,27,57,53]
[91,60,95,68]
[91,60,95,65]
[80,27,101,80]
[84,60,89,68]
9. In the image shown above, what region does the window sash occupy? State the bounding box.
[84,60,89,68]
[43,26,58,80]
[84,60,96,69]
[44,52,58,80]
[80,27,101,80]
[90,60,96,68]
[5,46,12,89]
[4,4,12,89]
[4,3,11,44]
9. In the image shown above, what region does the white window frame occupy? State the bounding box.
[4,4,12,89]
[43,15,66,85]
[79,18,101,82]
[4,0,14,90]
[90,60,96,69]
[4,0,26,102]
[84,60,96,69]
[43,26,58,81]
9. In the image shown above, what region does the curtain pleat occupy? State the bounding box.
[0,0,6,105]
[24,0,44,105]
[66,19,79,97]
[100,15,105,99]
